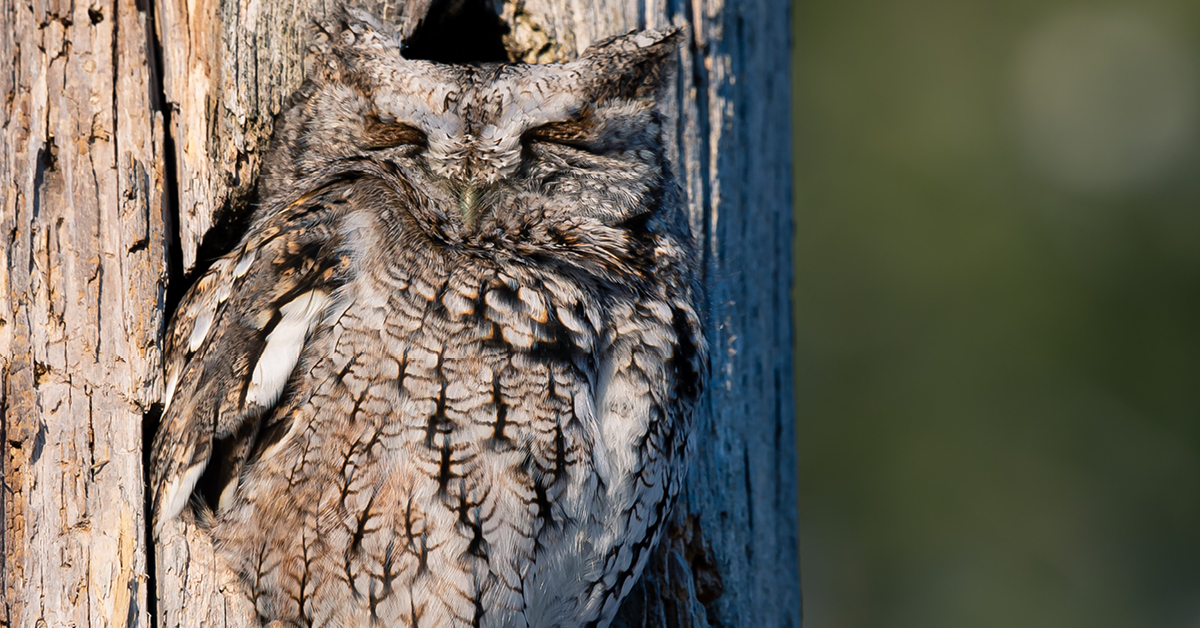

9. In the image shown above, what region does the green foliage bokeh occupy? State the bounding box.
[792,1,1200,626]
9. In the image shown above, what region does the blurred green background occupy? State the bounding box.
[791,1,1200,627]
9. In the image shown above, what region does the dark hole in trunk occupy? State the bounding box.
[403,0,510,64]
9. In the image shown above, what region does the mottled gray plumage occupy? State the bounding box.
[151,10,706,628]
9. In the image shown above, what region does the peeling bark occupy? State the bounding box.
[1,0,168,627]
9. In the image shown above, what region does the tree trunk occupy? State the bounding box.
[1,1,167,627]
[1,0,797,626]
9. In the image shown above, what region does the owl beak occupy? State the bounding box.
[458,181,482,227]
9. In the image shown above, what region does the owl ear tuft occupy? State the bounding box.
[577,27,684,101]
[307,8,405,81]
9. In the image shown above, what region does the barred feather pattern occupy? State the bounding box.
[151,13,705,628]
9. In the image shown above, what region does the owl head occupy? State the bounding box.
[260,9,682,261]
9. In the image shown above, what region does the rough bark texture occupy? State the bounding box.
[3,0,796,626]
[0,0,168,627]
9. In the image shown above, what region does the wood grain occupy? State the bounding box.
[1,0,168,626]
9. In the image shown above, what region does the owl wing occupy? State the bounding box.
[151,194,350,528]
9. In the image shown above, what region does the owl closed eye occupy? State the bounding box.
[361,114,427,150]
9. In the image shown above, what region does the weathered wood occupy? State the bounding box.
[1,0,168,626]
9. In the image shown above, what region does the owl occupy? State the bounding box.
[151,10,706,628]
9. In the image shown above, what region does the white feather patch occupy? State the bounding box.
[214,280,233,305]
[245,290,329,408]
[217,478,239,513]
[161,372,179,412]
[187,306,215,352]
[232,250,256,277]
[161,461,206,522]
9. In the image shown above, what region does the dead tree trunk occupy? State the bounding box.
[1,1,167,627]
[2,0,797,626]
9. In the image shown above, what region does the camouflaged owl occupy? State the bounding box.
[151,10,706,628]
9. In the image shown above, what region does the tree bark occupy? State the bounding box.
[1,1,168,627]
[2,0,797,626]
